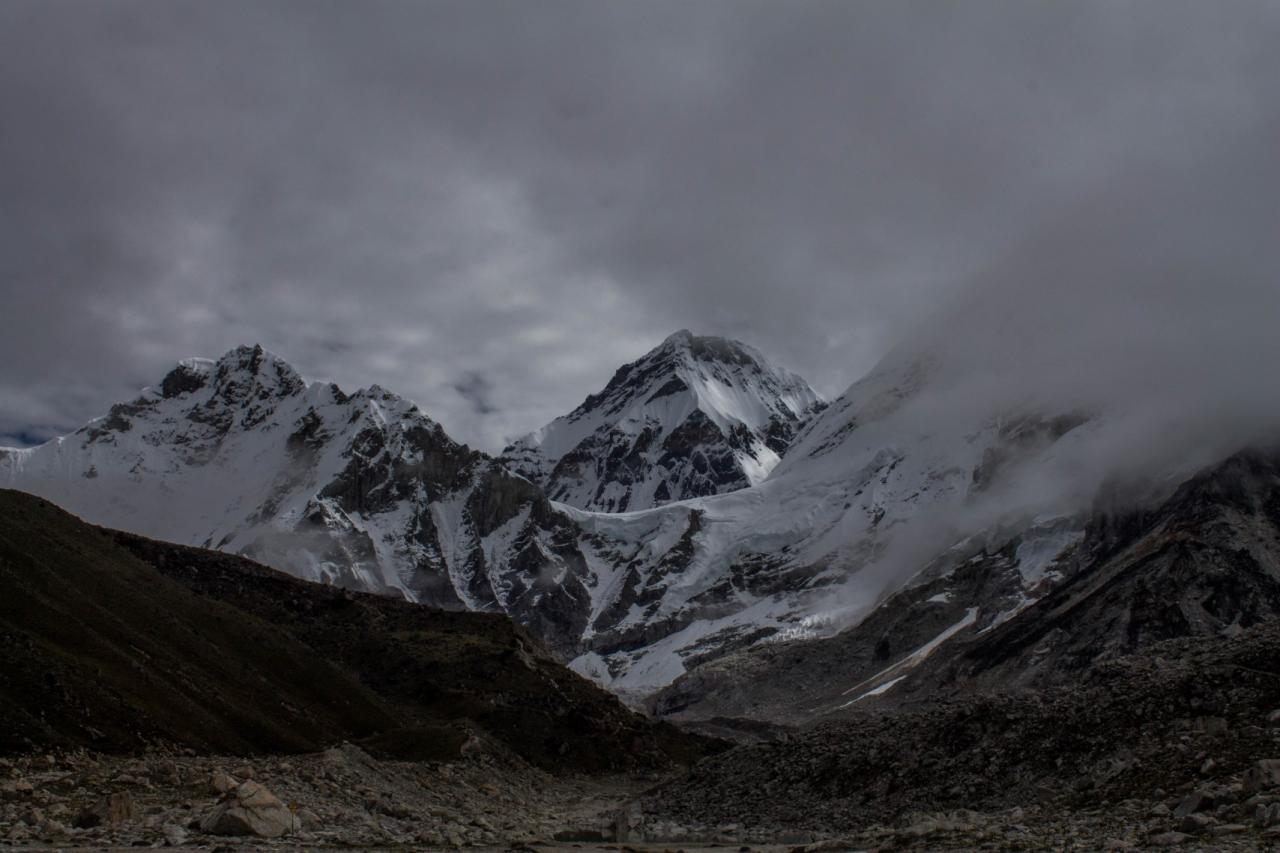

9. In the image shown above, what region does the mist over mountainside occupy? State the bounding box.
[652,447,1280,726]
[502,329,825,513]
[8,295,1278,707]
[3,152,1279,703]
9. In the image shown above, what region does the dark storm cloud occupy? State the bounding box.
[1,0,1277,451]
[451,371,497,417]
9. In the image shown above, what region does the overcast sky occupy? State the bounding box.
[1,1,1278,452]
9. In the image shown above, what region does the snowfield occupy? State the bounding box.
[2,337,1129,699]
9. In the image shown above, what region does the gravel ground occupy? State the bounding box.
[641,622,1280,851]
[0,742,660,850]
[5,739,1280,850]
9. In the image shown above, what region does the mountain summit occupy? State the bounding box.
[502,331,825,512]
[1,338,1218,704]
[0,344,610,653]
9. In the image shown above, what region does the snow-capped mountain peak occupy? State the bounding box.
[502,331,825,512]
[0,338,1141,706]
[0,345,593,653]
[139,344,309,435]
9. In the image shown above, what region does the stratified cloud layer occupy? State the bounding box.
[1,1,1277,451]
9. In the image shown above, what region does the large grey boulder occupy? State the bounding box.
[200,781,297,838]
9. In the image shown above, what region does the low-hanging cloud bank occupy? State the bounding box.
[914,117,1280,478]
[780,114,1280,619]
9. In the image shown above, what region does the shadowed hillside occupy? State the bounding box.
[0,489,714,772]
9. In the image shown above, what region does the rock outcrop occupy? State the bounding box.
[503,330,825,512]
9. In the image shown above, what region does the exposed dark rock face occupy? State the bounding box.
[586,509,707,659]
[944,449,1280,693]
[160,362,212,398]
[503,330,825,512]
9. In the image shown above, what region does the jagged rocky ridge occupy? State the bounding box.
[502,330,825,512]
[3,343,832,673]
[0,341,1144,700]
[0,346,606,655]
[4,337,1263,707]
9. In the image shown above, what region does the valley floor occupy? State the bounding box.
[0,743,658,850]
[4,741,1280,851]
